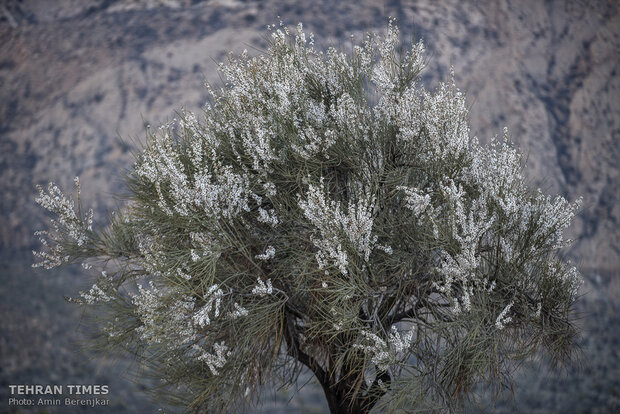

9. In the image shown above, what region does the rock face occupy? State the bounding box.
[1,1,619,412]
[1,0,618,279]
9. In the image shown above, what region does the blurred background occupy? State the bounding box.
[0,0,618,412]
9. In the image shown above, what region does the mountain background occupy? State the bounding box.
[0,0,618,412]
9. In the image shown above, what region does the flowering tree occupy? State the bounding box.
[34,21,582,413]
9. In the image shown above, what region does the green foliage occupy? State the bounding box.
[34,20,582,414]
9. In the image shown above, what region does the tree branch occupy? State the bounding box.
[385,299,426,326]
[283,311,327,385]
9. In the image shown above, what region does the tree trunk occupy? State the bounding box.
[282,313,383,413]
[319,382,370,414]
[315,367,391,414]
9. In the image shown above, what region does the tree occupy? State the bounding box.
[33,21,583,413]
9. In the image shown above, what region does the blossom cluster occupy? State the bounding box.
[79,283,112,304]
[195,342,231,376]
[33,178,93,269]
[132,282,197,349]
[354,325,415,371]
[298,179,377,275]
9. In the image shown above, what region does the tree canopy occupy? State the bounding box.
[34,21,582,413]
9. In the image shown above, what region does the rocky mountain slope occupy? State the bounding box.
[1,0,618,280]
[0,0,618,412]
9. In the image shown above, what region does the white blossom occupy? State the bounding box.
[251,278,273,296]
[193,284,225,327]
[190,232,220,261]
[495,302,514,330]
[132,282,196,348]
[299,179,377,275]
[80,283,112,304]
[398,186,431,217]
[387,325,415,355]
[354,325,414,371]
[195,342,231,376]
[257,207,279,227]
[176,268,192,280]
[255,245,276,261]
[228,302,249,319]
[33,179,92,268]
